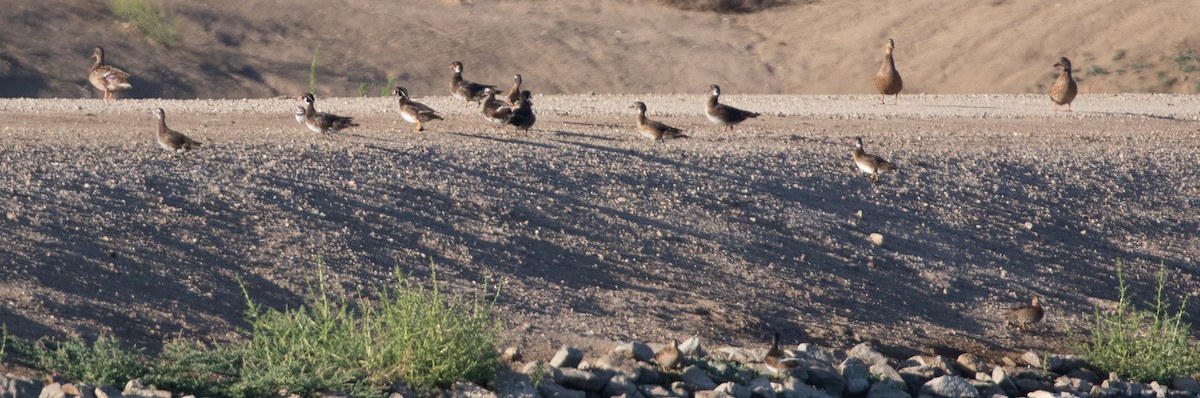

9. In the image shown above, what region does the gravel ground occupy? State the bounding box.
[1,94,1199,363]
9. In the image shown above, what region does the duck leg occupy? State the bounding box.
[414,121,424,132]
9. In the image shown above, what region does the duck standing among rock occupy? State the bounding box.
[1050,57,1078,112]
[392,87,443,132]
[852,137,898,185]
[152,108,201,156]
[763,332,801,374]
[653,339,682,369]
[449,61,497,106]
[89,46,132,100]
[874,38,903,105]
[1005,296,1044,330]
[705,84,759,131]
[632,101,687,142]
[299,93,359,134]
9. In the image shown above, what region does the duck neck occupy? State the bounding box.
[707,94,719,109]
[305,101,317,117]
[451,72,462,89]
[636,110,647,126]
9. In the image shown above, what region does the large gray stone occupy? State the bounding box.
[714,346,758,365]
[559,368,608,392]
[493,369,540,398]
[614,342,656,363]
[899,365,945,393]
[865,382,909,398]
[551,346,585,368]
[804,364,844,397]
[955,353,988,375]
[1014,378,1052,395]
[869,362,906,392]
[1172,376,1200,394]
[601,374,638,397]
[713,382,751,398]
[638,384,678,398]
[537,382,585,398]
[680,336,705,358]
[1024,391,1056,398]
[1,374,42,398]
[838,357,870,395]
[919,375,978,398]
[990,366,1020,397]
[37,383,65,398]
[747,376,775,398]
[680,365,718,390]
[523,361,565,384]
[777,378,832,398]
[847,342,890,367]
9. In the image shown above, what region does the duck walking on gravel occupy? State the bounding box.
[392,87,443,132]
[632,101,687,142]
[449,61,497,106]
[502,74,523,106]
[705,84,759,131]
[152,108,201,157]
[1005,296,1044,330]
[763,332,801,374]
[852,137,898,185]
[481,87,513,124]
[299,93,359,135]
[1050,57,1078,112]
[506,90,536,131]
[89,46,132,100]
[874,38,903,105]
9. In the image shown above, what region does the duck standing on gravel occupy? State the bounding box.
[299,93,359,134]
[852,137,898,185]
[502,74,523,106]
[705,84,759,131]
[1005,296,1044,330]
[1050,57,1078,112]
[152,108,201,156]
[392,87,443,132]
[874,38,903,105]
[89,46,132,100]
[449,61,497,106]
[482,87,513,124]
[632,101,687,142]
[506,90,536,131]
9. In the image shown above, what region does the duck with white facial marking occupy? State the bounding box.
[392,86,443,132]
[298,93,358,134]
[632,101,687,142]
[705,84,759,131]
[449,61,497,106]
[852,137,898,185]
[152,108,201,156]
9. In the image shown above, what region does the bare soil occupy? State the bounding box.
[2,94,1199,366]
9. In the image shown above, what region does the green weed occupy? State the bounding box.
[309,43,321,95]
[31,335,149,387]
[1112,49,1127,62]
[108,0,180,47]
[380,76,397,97]
[358,82,369,97]
[1087,65,1109,76]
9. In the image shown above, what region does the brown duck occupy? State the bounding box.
[449,61,497,106]
[763,332,801,374]
[852,137,898,185]
[874,38,903,105]
[502,74,523,106]
[152,108,201,156]
[391,87,443,132]
[482,87,513,124]
[705,84,759,131]
[1005,296,1044,330]
[299,93,359,134]
[1050,57,1078,112]
[653,339,682,369]
[632,101,687,142]
[505,90,536,131]
[89,46,132,100]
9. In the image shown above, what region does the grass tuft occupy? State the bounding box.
[1074,261,1200,383]
[108,0,180,47]
[1087,65,1109,76]
[380,76,397,97]
[31,335,149,387]
[358,82,369,97]
[309,43,321,95]
[1112,49,1127,62]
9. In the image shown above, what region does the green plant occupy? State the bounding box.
[380,76,397,97]
[1074,261,1199,383]
[31,335,149,387]
[1112,49,1127,61]
[1129,63,1150,73]
[1087,65,1110,76]
[308,43,321,94]
[1194,80,1200,93]
[1161,76,1178,88]
[358,82,369,97]
[108,0,180,47]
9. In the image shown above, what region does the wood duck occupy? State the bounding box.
[89,46,132,100]
[632,101,687,142]
[152,108,201,156]
[299,93,359,134]
[449,61,497,106]
[852,137,898,185]
[705,84,759,131]
[1050,57,1078,112]
[503,74,523,106]
[506,90,536,131]
[392,87,443,132]
[763,332,801,374]
[482,87,513,124]
[1005,296,1045,330]
[874,38,903,105]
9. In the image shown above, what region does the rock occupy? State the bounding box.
[638,384,677,398]
[601,374,638,397]
[58,384,82,397]
[1014,378,1052,395]
[928,355,957,376]
[866,382,909,398]
[1054,375,1091,394]
[1021,351,1058,370]
[670,382,689,396]
[991,366,1020,397]
[1172,376,1200,393]
[1149,381,1168,397]
[706,360,755,385]
[918,375,977,398]
[1025,391,1056,398]
[2,374,42,398]
[449,381,497,398]
[848,342,890,367]
[523,361,565,384]
[869,233,884,247]
[493,369,540,398]
[1065,368,1101,384]
[551,346,585,368]
[777,378,831,398]
[869,362,906,391]
[501,346,524,362]
[679,336,705,358]
[899,365,945,393]
[631,363,664,385]
[537,382,585,398]
[713,382,751,398]
[95,385,123,398]
[714,346,758,365]
[796,344,836,366]
[955,353,987,375]
[614,342,656,362]
[38,382,65,398]
[967,378,999,396]
[680,365,718,390]
[559,368,608,392]
[804,364,844,397]
[838,357,870,395]
[747,376,775,398]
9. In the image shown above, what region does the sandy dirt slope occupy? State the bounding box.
[1,94,1199,363]
[2,1,1200,99]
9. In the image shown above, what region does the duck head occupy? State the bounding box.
[449,61,464,73]
[631,101,647,113]
[1054,57,1072,71]
[709,84,721,97]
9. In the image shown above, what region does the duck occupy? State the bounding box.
[874,38,903,105]
[299,93,359,134]
[506,90,536,131]
[89,46,132,100]
[152,108,201,156]
[503,74,523,106]
[391,87,444,132]
[1050,57,1078,112]
[763,332,802,374]
[705,84,759,131]
[1005,296,1045,330]
[653,339,682,369]
[481,87,513,124]
[449,61,497,106]
[852,137,898,185]
[632,101,687,142]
